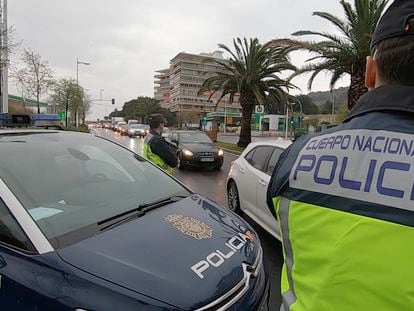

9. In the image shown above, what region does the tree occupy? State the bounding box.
[80,93,92,124]
[270,0,388,109]
[295,95,319,114]
[265,94,285,115]
[122,99,140,120]
[122,96,162,122]
[14,49,54,113]
[160,107,177,127]
[1,26,20,67]
[320,100,335,114]
[109,108,124,118]
[303,117,320,128]
[199,38,296,147]
[135,97,162,121]
[49,78,82,127]
[335,103,350,123]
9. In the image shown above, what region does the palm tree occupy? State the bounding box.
[135,97,162,121]
[122,97,161,122]
[270,0,388,109]
[198,38,296,147]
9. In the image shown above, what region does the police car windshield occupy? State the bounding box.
[0,132,190,248]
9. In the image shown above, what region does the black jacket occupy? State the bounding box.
[267,84,414,225]
[148,130,178,168]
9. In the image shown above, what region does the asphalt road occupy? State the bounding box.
[94,128,284,311]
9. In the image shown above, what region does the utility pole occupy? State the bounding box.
[224,99,227,134]
[178,104,181,129]
[76,58,90,126]
[285,104,289,139]
[0,0,8,113]
[331,90,335,123]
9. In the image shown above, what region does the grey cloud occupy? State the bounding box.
[10,0,350,120]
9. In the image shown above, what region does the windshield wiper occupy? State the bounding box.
[98,195,189,232]
[137,195,188,211]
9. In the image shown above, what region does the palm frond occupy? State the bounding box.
[270,0,389,105]
[312,11,350,37]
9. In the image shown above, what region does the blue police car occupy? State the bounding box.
[0,114,269,310]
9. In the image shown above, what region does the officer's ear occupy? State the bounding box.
[365,55,378,90]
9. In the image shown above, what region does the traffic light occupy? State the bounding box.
[202,116,208,127]
[111,98,115,105]
[290,117,294,125]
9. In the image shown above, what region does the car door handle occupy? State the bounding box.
[239,168,245,174]
[258,179,267,187]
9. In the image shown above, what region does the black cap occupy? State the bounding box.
[148,114,167,128]
[371,0,414,50]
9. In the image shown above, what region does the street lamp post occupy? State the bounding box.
[76,58,91,126]
[0,0,8,113]
[285,104,289,139]
[293,98,303,128]
[224,99,227,134]
[285,99,303,139]
[331,91,335,123]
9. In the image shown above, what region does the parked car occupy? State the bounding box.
[0,118,269,311]
[226,139,292,240]
[167,130,224,170]
[128,124,147,138]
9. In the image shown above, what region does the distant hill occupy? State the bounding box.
[307,87,348,107]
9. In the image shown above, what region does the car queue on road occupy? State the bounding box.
[96,119,293,240]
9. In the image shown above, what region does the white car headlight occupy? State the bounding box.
[218,149,224,156]
[183,149,193,157]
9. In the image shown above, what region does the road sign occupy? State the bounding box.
[59,112,66,121]
[255,105,264,114]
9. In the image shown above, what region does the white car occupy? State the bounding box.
[128,124,147,138]
[226,139,292,240]
[162,127,170,138]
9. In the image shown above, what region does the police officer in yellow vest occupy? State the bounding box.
[143,114,177,174]
[267,1,414,310]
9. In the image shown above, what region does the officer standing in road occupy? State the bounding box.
[267,1,414,310]
[143,114,177,173]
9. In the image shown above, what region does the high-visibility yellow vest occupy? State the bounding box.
[267,89,414,311]
[143,133,173,174]
[272,195,414,311]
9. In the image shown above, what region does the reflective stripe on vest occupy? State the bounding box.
[274,196,414,311]
[143,133,173,174]
[276,196,297,311]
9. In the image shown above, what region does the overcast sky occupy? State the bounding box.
[9,0,352,120]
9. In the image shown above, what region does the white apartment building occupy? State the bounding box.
[154,51,241,125]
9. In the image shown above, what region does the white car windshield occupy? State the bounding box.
[0,132,189,248]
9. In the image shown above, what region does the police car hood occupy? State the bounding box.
[57,195,259,310]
